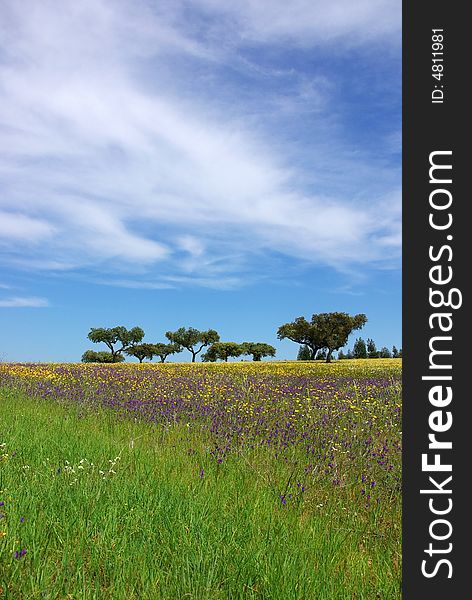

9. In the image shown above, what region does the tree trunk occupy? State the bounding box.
[326,349,333,363]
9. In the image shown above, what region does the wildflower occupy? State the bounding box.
[14,549,27,558]
[199,469,205,479]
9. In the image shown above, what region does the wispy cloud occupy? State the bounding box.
[0,0,400,289]
[187,0,401,47]
[0,296,49,308]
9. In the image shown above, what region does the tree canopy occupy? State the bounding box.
[125,343,158,363]
[241,342,276,361]
[353,337,367,359]
[87,326,144,362]
[124,342,182,363]
[165,327,220,362]
[202,342,243,362]
[312,312,367,363]
[151,342,182,363]
[277,312,367,362]
[277,316,324,360]
[81,350,125,363]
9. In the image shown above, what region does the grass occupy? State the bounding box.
[0,365,401,599]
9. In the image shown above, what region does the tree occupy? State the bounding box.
[297,345,312,360]
[379,346,392,358]
[277,316,324,360]
[353,338,367,359]
[278,313,367,363]
[316,349,327,361]
[202,342,243,362]
[81,350,125,363]
[311,312,367,363]
[392,345,399,358]
[367,338,378,359]
[125,343,157,363]
[165,327,220,362]
[125,342,182,363]
[241,342,276,361]
[337,350,346,360]
[151,343,182,363]
[87,326,144,362]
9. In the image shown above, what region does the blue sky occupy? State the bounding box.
[0,0,401,362]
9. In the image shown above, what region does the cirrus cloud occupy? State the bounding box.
[0,0,401,290]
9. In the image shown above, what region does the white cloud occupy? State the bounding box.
[185,0,401,47]
[0,296,49,308]
[0,211,56,243]
[0,0,401,287]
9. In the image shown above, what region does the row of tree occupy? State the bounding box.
[338,338,401,359]
[82,326,276,363]
[81,312,400,364]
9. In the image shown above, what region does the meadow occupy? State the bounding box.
[0,360,402,599]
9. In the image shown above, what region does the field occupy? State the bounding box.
[0,360,402,599]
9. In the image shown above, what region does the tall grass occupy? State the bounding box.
[1,373,400,599]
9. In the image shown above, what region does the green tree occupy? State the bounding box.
[312,312,367,363]
[392,345,399,358]
[202,342,243,362]
[379,346,392,358]
[151,343,182,363]
[297,345,312,360]
[353,338,367,359]
[337,350,346,360]
[316,349,327,361]
[81,350,125,363]
[277,316,324,360]
[87,326,144,362]
[367,338,378,359]
[125,342,182,363]
[278,313,366,362]
[125,343,157,363]
[165,327,220,362]
[241,342,276,361]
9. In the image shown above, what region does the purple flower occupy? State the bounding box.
[14,549,27,558]
[20,517,25,523]
[199,469,204,479]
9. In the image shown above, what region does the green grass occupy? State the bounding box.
[0,388,400,599]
